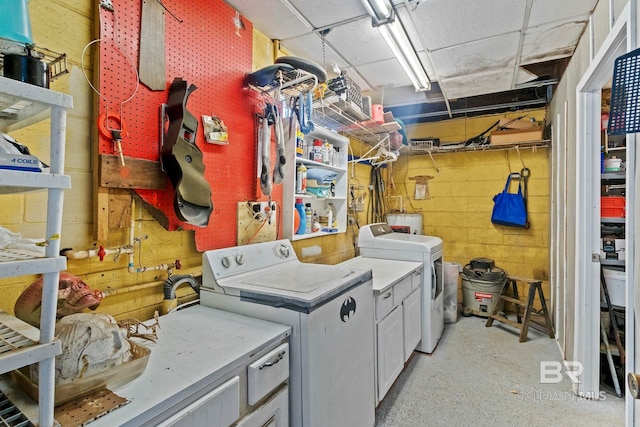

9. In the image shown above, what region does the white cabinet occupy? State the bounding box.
[0,76,72,427]
[403,287,422,361]
[336,256,422,406]
[376,305,404,400]
[374,269,423,404]
[283,125,349,240]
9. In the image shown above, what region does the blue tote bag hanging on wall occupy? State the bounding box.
[491,174,528,228]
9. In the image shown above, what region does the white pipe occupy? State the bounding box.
[63,245,134,260]
[129,263,178,274]
[128,198,180,274]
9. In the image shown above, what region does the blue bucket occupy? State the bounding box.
[0,0,33,45]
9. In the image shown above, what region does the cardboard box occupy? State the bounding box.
[490,126,543,146]
[0,153,41,172]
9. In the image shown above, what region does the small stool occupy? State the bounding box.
[486,275,555,342]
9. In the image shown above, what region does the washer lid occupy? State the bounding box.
[218,263,372,313]
[359,232,442,253]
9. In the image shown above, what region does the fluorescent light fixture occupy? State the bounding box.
[361,0,394,26]
[361,0,430,91]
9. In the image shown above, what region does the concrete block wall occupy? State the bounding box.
[397,110,551,305]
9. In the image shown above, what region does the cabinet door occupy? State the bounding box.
[376,306,404,401]
[155,376,240,427]
[403,287,422,361]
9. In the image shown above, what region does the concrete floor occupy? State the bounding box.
[375,315,625,427]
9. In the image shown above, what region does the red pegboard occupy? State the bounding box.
[97,0,282,251]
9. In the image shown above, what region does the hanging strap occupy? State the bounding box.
[502,174,523,196]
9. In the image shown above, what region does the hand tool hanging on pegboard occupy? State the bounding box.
[138,0,184,91]
[258,103,274,196]
[272,103,287,184]
[161,77,213,227]
[82,0,140,166]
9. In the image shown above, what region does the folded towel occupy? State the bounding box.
[307,168,337,184]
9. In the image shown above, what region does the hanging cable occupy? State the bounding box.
[368,166,386,224]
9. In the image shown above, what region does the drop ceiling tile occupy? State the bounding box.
[515,68,538,85]
[440,68,514,99]
[325,19,395,66]
[367,86,434,108]
[412,0,526,50]
[289,0,366,28]
[521,21,585,65]
[280,33,349,71]
[430,32,520,79]
[528,0,595,27]
[223,0,310,39]
[355,59,413,88]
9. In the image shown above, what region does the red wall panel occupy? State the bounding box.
[97,0,280,251]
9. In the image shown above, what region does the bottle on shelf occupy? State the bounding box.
[312,210,321,232]
[296,163,307,194]
[311,139,323,162]
[305,203,313,233]
[329,202,337,228]
[323,142,333,165]
[296,130,304,157]
[295,198,306,235]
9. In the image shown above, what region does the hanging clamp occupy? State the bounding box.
[111,129,125,166]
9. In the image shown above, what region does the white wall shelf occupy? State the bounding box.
[283,125,349,241]
[0,76,72,427]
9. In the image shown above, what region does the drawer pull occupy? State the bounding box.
[260,351,286,369]
[382,291,392,300]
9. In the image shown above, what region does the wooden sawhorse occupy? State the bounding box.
[486,275,555,342]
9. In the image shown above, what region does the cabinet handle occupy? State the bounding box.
[382,291,392,300]
[259,351,286,369]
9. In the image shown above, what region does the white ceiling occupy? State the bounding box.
[224,0,597,122]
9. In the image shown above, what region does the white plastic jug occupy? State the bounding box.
[0,0,33,44]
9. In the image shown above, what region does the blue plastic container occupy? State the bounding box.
[295,198,306,235]
[0,0,33,44]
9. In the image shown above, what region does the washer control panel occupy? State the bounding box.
[204,239,298,279]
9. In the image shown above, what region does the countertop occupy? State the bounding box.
[338,256,422,293]
[68,305,290,427]
[0,305,291,427]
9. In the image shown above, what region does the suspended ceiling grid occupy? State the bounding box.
[224,0,598,124]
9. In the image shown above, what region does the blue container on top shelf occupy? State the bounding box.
[0,0,33,45]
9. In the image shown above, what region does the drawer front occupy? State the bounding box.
[248,343,290,406]
[411,268,422,292]
[393,275,412,304]
[375,288,394,320]
[156,376,240,427]
[236,385,288,427]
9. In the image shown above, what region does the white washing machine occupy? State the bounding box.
[358,223,444,353]
[200,239,375,427]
